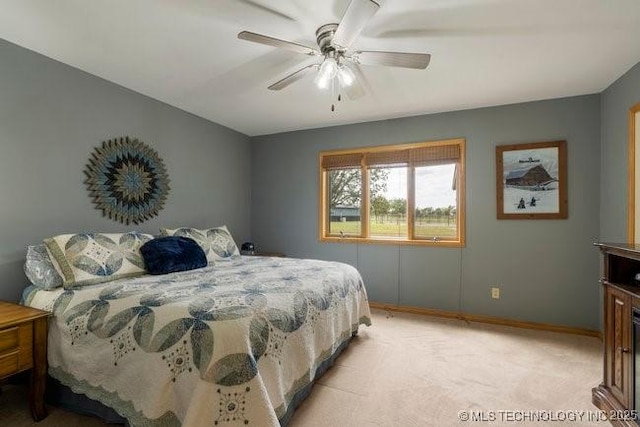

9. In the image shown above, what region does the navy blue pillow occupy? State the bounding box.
[140,236,207,275]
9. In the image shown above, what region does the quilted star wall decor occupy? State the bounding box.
[84,137,170,225]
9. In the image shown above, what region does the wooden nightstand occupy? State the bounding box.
[0,301,50,421]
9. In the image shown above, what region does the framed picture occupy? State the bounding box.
[496,140,567,219]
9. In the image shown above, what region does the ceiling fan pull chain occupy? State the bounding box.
[331,76,337,111]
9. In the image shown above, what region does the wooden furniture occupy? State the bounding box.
[0,301,50,421]
[594,243,640,426]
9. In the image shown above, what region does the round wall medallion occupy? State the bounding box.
[84,137,170,225]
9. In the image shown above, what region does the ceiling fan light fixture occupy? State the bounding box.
[337,65,356,87]
[314,73,330,89]
[314,57,338,89]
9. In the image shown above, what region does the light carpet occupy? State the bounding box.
[0,309,605,426]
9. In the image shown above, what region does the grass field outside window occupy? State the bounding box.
[331,217,457,238]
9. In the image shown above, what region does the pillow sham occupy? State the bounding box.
[24,244,64,290]
[140,236,207,275]
[160,225,240,263]
[43,232,153,288]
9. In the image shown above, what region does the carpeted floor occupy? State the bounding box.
[0,309,605,426]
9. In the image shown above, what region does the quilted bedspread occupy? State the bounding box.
[24,256,371,426]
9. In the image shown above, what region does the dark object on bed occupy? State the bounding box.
[240,241,255,255]
[140,236,207,274]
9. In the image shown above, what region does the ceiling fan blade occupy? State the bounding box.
[354,51,431,69]
[238,31,319,56]
[333,0,380,49]
[350,62,373,95]
[268,64,318,90]
[239,0,297,22]
[343,75,365,100]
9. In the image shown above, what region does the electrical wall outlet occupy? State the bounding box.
[491,287,500,299]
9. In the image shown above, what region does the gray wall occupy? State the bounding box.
[251,95,602,330]
[600,62,640,241]
[0,38,251,302]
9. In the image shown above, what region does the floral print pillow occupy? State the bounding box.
[160,226,240,264]
[44,232,153,288]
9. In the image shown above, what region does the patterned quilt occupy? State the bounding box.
[23,256,371,426]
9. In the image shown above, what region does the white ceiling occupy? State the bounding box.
[1,0,639,136]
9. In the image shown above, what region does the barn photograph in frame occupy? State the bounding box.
[496,140,567,219]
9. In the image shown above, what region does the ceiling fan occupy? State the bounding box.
[237,0,431,109]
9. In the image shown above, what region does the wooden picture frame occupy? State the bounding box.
[496,140,567,219]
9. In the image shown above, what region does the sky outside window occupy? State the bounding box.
[384,164,456,208]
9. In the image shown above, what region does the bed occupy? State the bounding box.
[22,241,371,426]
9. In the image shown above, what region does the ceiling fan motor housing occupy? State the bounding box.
[315,23,339,54]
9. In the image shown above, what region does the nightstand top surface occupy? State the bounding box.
[0,301,50,328]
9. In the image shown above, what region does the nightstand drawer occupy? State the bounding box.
[0,350,20,378]
[0,301,49,420]
[0,322,33,379]
[0,326,20,352]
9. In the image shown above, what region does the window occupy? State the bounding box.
[319,138,465,247]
